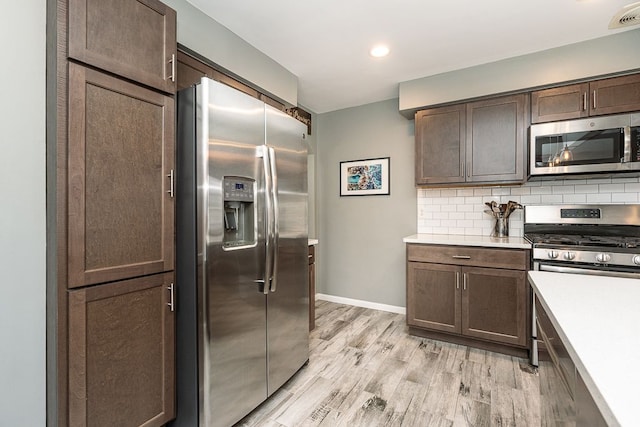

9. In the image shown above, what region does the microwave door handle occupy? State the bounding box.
[623,126,631,163]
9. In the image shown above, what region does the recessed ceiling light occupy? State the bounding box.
[370,45,390,58]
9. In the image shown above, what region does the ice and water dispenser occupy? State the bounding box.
[222,176,256,249]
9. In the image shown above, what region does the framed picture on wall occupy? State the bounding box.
[340,157,390,196]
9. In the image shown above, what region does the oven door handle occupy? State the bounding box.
[539,264,640,279]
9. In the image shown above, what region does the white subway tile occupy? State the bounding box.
[586,177,612,185]
[424,189,441,197]
[418,226,433,234]
[540,194,563,203]
[424,219,441,227]
[574,184,599,194]
[473,188,492,196]
[563,179,586,185]
[449,212,465,220]
[423,204,441,212]
[491,187,511,196]
[552,185,575,194]
[449,228,465,235]
[441,204,457,212]
[612,192,639,203]
[433,212,449,220]
[510,187,531,195]
[599,183,625,193]
[456,188,475,197]
[530,186,553,195]
[441,219,459,227]
[440,189,457,197]
[457,219,474,228]
[464,196,483,205]
[613,177,639,183]
[586,193,612,203]
[464,228,483,236]
[465,212,482,220]
[448,197,464,205]
[624,183,640,192]
[433,227,449,234]
[562,193,587,203]
[457,204,474,212]
[521,195,542,204]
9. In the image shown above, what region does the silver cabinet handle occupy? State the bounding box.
[592,90,597,109]
[456,272,460,289]
[582,92,587,111]
[168,53,175,82]
[167,169,174,198]
[167,283,175,312]
[463,273,467,291]
[452,255,471,259]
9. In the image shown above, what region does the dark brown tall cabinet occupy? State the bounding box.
[55,0,177,425]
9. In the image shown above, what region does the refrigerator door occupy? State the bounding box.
[197,79,268,427]
[265,105,310,395]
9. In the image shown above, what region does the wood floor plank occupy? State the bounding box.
[234,300,561,427]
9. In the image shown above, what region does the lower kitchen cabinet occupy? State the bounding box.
[406,244,529,352]
[68,272,175,427]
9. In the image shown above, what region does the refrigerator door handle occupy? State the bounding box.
[262,145,274,295]
[268,147,279,293]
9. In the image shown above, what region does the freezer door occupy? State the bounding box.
[197,79,268,427]
[265,105,310,395]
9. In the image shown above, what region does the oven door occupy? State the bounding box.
[529,114,640,177]
[535,261,640,279]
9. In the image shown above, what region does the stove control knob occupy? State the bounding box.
[596,253,611,263]
[563,252,576,261]
[548,250,559,259]
[633,255,640,266]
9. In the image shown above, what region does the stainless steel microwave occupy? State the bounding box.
[529,113,640,178]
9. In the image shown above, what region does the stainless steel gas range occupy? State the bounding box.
[526,203,640,367]
[524,204,640,279]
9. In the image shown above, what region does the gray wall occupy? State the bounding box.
[400,28,640,114]
[0,0,46,424]
[316,99,416,307]
[162,0,298,106]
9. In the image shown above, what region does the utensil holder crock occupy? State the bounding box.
[491,216,509,237]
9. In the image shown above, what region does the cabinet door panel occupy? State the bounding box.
[415,105,465,185]
[590,73,640,116]
[407,262,461,333]
[467,94,526,183]
[531,83,589,123]
[68,273,175,426]
[69,0,176,93]
[68,63,174,287]
[462,267,527,347]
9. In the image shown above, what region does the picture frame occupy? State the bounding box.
[340,157,390,196]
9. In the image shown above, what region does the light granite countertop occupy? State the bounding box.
[308,239,318,246]
[529,271,640,427]
[403,233,531,249]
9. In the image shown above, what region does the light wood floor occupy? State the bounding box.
[235,300,571,427]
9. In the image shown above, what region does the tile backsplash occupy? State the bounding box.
[417,176,640,237]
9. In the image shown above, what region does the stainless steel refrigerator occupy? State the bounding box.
[173,78,309,427]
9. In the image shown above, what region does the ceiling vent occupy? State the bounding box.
[609,2,640,29]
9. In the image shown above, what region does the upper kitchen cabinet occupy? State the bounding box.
[67,63,175,288]
[531,73,640,123]
[466,94,527,183]
[68,0,177,94]
[415,105,465,185]
[415,94,526,186]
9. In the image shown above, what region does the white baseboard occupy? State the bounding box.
[315,293,406,315]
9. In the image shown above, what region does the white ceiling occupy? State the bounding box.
[186,0,637,113]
